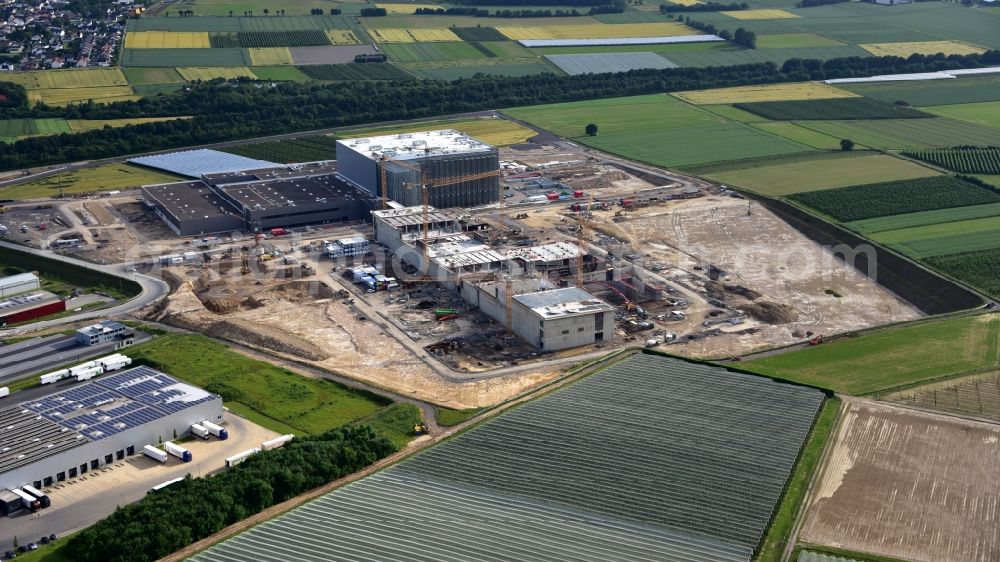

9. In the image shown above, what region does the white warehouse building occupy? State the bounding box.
[0,272,40,298]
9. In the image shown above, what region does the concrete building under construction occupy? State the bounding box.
[337,129,501,209]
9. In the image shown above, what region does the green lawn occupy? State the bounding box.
[795,118,1000,150]
[125,334,391,435]
[705,154,939,196]
[436,407,482,427]
[870,215,1000,258]
[357,403,423,449]
[742,314,1000,395]
[847,203,1000,235]
[0,163,181,200]
[506,93,811,169]
[923,100,1000,129]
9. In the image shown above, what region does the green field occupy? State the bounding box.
[0,118,44,139]
[734,97,931,121]
[869,215,1000,258]
[925,100,1000,129]
[902,147,1000,175]
[381,41,487,62]
[742,314,1000,395]
[529,41,740,56]
[127,15,350,32]
[0,68,128,89]
[298,63,415,80]
[360,14,599,28]
[789,176,1000,222]
[403,59,558,79]
[706,154,938,196]
[924,248,1000,300]
[756,32,844,48]
[122,67,188,85]
[122,47,252,67]
[0,163,181,200]
[841,75,1000,107]
[847,203,1000,235]
[126,333,390,435]
[477,41,536,58]
[795,118,1000,150]
[748,122,845,149]
[169,0,352,16]
[249,65,311,81]
[506,93,811,169]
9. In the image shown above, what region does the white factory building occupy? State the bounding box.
[337,129,501,208]
[0,272,40,298]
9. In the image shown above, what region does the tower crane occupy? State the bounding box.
[575,194,595,288]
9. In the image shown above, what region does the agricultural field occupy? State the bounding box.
[249,66,311,81]
[351,117,536,146]
[122,47,252,67]
[887,370,1000,422]
[847,203,1000,235]
[378,3,441,14]
[721,8,799,19]
[0,163,181,200]
[748,122,845,150]
[0,68,128,89]
[868,215,1000,258]
[326,29,361,44]
[369,27,461,43]
[509,93,810,168]
[29,87,138,106]
[210,29,332,48]
[706,154,939,196]
[402,59,557,79]
[176,67,256,81]
[529,40,737,56]
[221,135,339,163]
[496,22,692,40]
[126,14,350,32]
[841,74,1000,107]
[247,47,294,65]
[743,314,1000,395]
[790,176,1000,222]
[123,31,211,49]
[924,100,1000,129]
[477,41,536,58]
[673,82,856,105]
[0,118,68,141]
[451,26,508,42]
[297,63,414,80]
[733,97,931,121]
[924,248,1000,300]
[190,353,826,562]
[363,14,600,28]
[801,400,1000,562]
[902,147,1000,174]
[756,33,843,49]
[795,118,1000,150]
[290,45,378,64]
[380,41,487,62]
[158,0,355,17]
[66,117,191,132]
[545,52,675,75]
[121,67,187,85]
[859,40,986,57]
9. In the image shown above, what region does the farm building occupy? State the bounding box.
[337,129,501,209]
[0,366,223,492]
[0,291,65,326]
[0,272,40,298]
[142,163,376,235]
[75,320,134,347]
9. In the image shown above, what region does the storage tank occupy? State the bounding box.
[201,420,229,440]
[163,441,193,462]
[142,444,168,463]
[21,485,50,509]
[39,369,69,385]
[74,366,103,382]
[225,448,259,468]
[261,434,295,451]
[190,423,210,439]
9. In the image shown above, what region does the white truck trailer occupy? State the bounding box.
[39,369,70,385]
[142,444,168,463]
[163,441,193,462]
[201,420,229,440]
[225,448,259,468]
[190,423,210,439]
[261,434,295,451]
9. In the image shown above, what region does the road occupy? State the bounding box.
[0,240,170,335]
[0,333,151,384]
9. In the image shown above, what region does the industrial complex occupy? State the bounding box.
[0,366,223,493]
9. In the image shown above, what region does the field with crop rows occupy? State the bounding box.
[744,314,1000,395]
[124,31,211,48]
[756,33,844,48]
[924,100,1000,129]
[451,26,507,41]
[789,176,1000,222]
[190,353,825,562]
[220,30,331,48]
[869,215,1000,258]
[297,63,414,80]
[497,22,691,40]
[122,67,187,85]
[326,29,360,45]
[721,8,798,19]
[221,135,339,163]
[176,67,256,81]
[0,119,43,139]
[1,68,128,89]
[545,52,675,75]
[847,203,1000,235]
[0,163,181,200]
[248,66,310,81]
[402,59,557,79]
[66,117,189,132]
[369,27,460,43]
[748,122,844,149]
[30,87,138,106]
[248,47,294,65]
[902,147,1000,175]
[859,40,986,57]
[380,41,486,62]
[378,3,441,14]
[842,75,1000,107]
[887,370,1000,422]
[796,118,1000,150]
[733,97,931,121]
[924,248,1000,299]
[673,82,856,105]
[707,154,939,196]
[122,47,252,67]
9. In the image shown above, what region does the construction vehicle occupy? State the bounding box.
[300,263,316,275]
[809,334,824,346]
[433,308,459,318]
[413,422,429,435]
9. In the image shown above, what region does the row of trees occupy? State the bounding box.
[798,0,849,7]
[65,425,396,562]
[309,8,342,15]
[681,16,757,48]
[0,50,996,171]
[660,2,748,12]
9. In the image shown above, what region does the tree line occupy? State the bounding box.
[0,50,996,171]
[660,2,748,12]
[65,425,396,562]
[798,0,848,7]
[678,15,757,48]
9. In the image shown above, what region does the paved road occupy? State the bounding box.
[0,240,169,335]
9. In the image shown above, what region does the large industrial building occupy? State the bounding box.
[0,366,223,491]
[0,291,65,326]
[142,163,376,235]
[337,129,501,209]
[0,272,40,298]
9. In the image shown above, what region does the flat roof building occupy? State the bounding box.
[0,291,65,326]
[338,129,501,209]
[0,272,40,298]
[0,366,223,491]
[75,320,133,347]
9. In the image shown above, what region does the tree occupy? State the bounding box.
[585,123,599,136]
[263,8,269,15]
[840,138,855,151]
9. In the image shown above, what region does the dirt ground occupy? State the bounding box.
[800,399,1000,562]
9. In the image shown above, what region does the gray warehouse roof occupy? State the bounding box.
[0,273,39,290]
[339,129,494,162]
[515,287,613,318]
[142,181,243,222]
[130,149,283,178]
[217,173,365,212]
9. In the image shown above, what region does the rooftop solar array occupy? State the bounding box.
[190,353,825,562]
[130,149,283,178]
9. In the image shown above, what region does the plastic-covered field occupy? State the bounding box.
[190,353,825,562]
[546,52,676,75]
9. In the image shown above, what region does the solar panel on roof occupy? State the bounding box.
[130,149,282,178]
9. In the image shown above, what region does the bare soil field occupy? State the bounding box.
[290,45,377,65]
[800,399,1000,562]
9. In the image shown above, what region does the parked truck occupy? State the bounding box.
[0,490,21,515]
[0,387,8,399]
[39,369,70,385]
[68,361,98,376]
[163,441,193,462]
[190,423,210,439]
[225,448,259,468]
[10,488,40,512]
[142,444,168,463]
[21,485,50,509]
[201,420,229,440]
[261,434,295,451]
[74,366,103,382]
[96,354,131,372]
